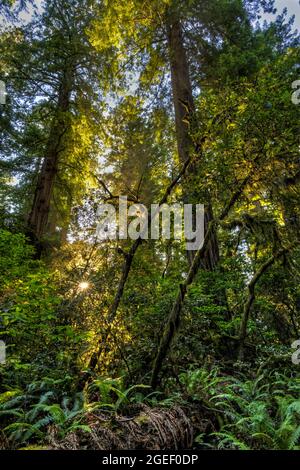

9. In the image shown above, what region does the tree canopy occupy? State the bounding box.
[0,0,299,452]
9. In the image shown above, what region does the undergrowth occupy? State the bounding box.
[0,367,299,450]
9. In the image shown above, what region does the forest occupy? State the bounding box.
[0,0,299,453]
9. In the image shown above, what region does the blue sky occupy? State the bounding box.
[17,0,300,29]
[267,0,300,28]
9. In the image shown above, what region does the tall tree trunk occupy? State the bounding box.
[27,64,73,248]
[167,20,219,269]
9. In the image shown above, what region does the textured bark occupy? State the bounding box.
[27,65,73,247]
[167,20,219,269]
[167,20,195,166]
[151,224,215,389]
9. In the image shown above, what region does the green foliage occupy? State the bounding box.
[0,378,89,444]
[0,230,35,282]
[179,367,300,450]
[88,377,151,412]
[0,230,81,385]
[0,0,299,452]
[0,375,153,446]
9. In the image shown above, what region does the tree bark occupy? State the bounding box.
[150,166,258,388]
[79,152,196,388]
[167,19,219,269]
[27,64,73,249]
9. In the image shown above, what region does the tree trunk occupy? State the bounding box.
[27,64,73,249]
[167,19,219,269]
[151,166,259,388]
[79,153,195,388]
[238,247,291,360]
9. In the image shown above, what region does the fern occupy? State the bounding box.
[179,366,300,449]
